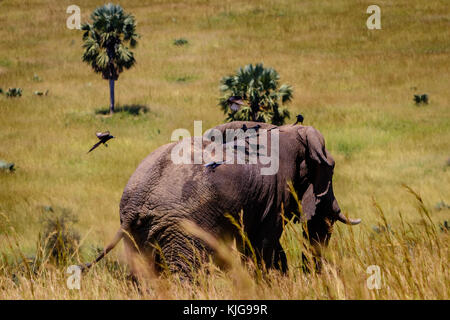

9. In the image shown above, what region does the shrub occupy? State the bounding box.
[5,88,22,97]
[173,38,188,46]
[39,208,80,266]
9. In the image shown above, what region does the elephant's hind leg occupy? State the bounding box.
[259,239,288,273]
[158,227,209,280]
[123,232,158,282]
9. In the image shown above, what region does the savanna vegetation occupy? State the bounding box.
[0,0,449,299]
[219,63,293,124]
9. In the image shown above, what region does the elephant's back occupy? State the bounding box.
[122,142,175,197]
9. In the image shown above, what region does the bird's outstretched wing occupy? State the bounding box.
[96,131,110,139]
[204,160,231,169]
[87,141,103,153]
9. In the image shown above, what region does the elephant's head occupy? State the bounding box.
[297,126,361,226]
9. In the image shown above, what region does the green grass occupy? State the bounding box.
[0,0,449,299]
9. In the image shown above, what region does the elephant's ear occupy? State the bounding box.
[300,183,316,221]
[298,127,335,220]
[298,126,334,167]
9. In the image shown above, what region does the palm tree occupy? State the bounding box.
[81,3,138,114]
[219,63,293,125]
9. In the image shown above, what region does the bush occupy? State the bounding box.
[39,208,80,266]
[5,88,22,97]
[173,38,188,46]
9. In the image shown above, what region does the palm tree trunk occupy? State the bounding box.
[109,79,115,114]
[252,110,257,122]
[251,104,258,122]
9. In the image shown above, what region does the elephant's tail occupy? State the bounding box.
[80,228,124,272]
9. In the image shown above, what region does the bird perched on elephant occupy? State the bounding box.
[83,121,360,278]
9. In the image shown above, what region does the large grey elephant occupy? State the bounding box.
[84,121,360,277]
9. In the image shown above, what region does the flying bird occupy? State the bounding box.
[88,131,114,153]
[293,114,304,125]
[227,96,245,112]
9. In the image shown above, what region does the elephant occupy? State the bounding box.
[83,121,361,278]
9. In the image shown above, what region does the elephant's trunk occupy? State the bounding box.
[331,198,361,225]
[336,211,361,225]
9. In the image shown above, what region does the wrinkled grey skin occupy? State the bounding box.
[84,121,360,277]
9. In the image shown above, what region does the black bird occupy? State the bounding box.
[421,94,428,104]
[204,160,230,170]
[248,124,261,131]
[88,131,114,153]
[241,124,261,132]
[414,94,429,105]
[293,114,304,125]
[227,96,245,112]
[413,95,421,104]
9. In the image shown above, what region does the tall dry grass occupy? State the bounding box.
[0,0,449,299]
[0,185,448,299]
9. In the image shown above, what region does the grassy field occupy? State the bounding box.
[0,0,449,299]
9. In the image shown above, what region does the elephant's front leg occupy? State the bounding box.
[277,242,288,273]
[260,240,287,273]
[255,224,288,273]
[303,216,334,273]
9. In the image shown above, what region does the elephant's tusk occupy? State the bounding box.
[337,212,361,225]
